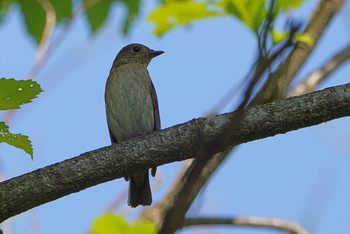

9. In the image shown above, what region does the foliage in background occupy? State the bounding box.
[0,0,139,44]
[0,0,312,45]
[148,0,312,44]
[0,78,43,158]
[84,0,140,35]
[91,214,157,234]
[0,0,314,229]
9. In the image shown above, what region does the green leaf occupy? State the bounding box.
[91,214,131,234]
[271,30,314,46]
[271,29,288,44]
[50,0,72,23]
[148,1,220,36]
[84,0,114,33]
[84,0,140,35]
[16,0,46,44]
[121,0,140,35]
[294,33,314,46]
[0,0,14,24]
[0,122,33,158]
[220,0,266,34]
[91,214,157,234]
[0,78,43,111]
[132,222,157,234]
[275,0,306,12]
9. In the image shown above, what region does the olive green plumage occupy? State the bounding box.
[105,43,163,207]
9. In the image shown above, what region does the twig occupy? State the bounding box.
[26,0,56,80]
[251,0,344,105]
[135,79,350,231]
[288,43,350,97]
[183,217,309,234]
[152,7,296,232]
[1,83,350,222]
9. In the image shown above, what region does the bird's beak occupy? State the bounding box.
[149,50,164,57]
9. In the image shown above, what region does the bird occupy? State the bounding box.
[105,43,163,207]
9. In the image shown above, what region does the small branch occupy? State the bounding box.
[183,217,309,234]
[288,43,350,97]
[0,84,350,222]
[149,13,297,233]
[251,0,344,105]
[27,0,56,80]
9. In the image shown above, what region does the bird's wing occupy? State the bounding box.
[150,81,160,177]
[108,122,118,143]
[150,81,161,131]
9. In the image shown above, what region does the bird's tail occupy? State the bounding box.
[128,170,152,207]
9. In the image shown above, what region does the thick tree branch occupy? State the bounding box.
[183,217,308,234]
[1,84,350,222]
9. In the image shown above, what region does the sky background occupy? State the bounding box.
[1,0,350,233]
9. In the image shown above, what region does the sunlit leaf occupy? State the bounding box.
[91,214,131,234]
[275,0,306,12]
[294,33,314,46]
[271,30,314,46]
[271,29,288,44]
[148,1,220,36]
[132,221,157,234]
[220,0,266,34]
[91,214,157,234]
[17,0,46,44]
[0,122,33,158]
[0,78,43,111]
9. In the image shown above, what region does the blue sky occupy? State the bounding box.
[1,0,350,233]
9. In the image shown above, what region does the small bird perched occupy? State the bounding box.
[105,43,163,207]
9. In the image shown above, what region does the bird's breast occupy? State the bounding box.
[105,65,154,141]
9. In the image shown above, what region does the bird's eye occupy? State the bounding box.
[133,46,140,52]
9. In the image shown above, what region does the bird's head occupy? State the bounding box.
[113,43,164,68]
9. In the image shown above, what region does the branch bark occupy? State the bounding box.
[1,83,350,222]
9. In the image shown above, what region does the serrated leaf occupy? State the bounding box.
[148,1,220,36]
[17,0,46,44]
[50,0,72,23]
[0,78,43,110]
[0,122,33,158]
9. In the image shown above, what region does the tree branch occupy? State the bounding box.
[251,0,344,105]
[183,217,308,234]
[288,43,350,97]
[1,84,350,222]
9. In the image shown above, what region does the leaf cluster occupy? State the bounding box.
[148,0,312,44]
[0,0,140,44]
[0,78,42,157]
